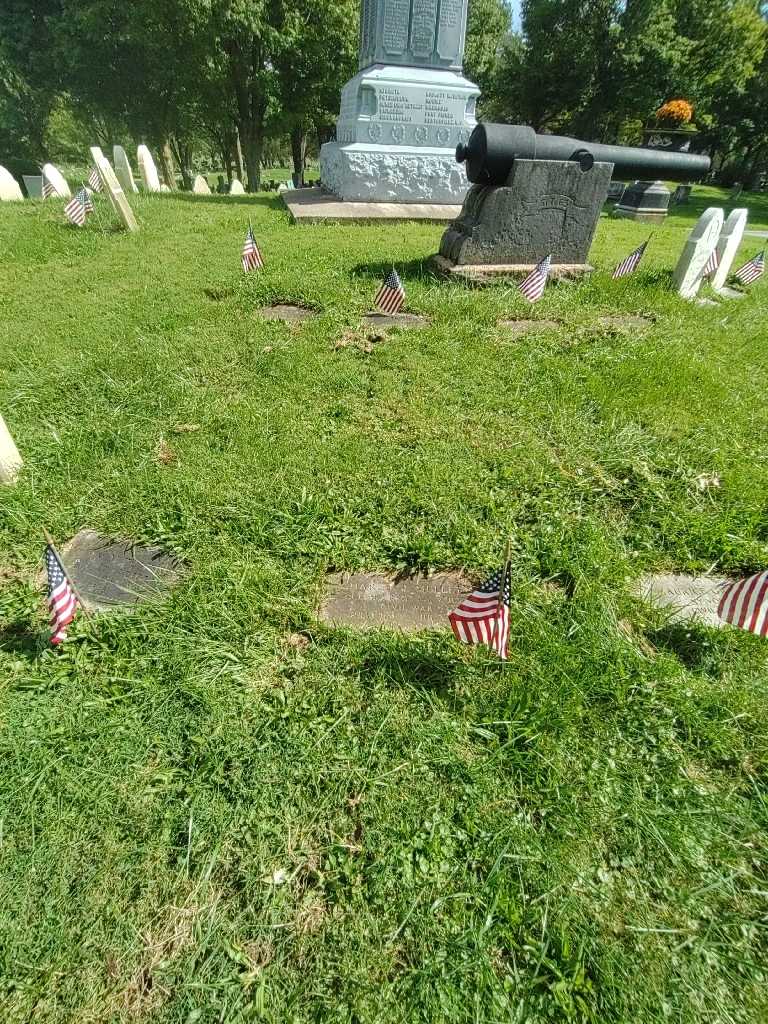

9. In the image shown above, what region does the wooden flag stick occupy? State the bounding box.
[489,536,513,657]
[42,528,91,618]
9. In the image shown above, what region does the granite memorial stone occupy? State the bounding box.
[90,146,139,232]
[137,144,162,192]
[113,146,139,193]
[0,165,24,201]
[41,163,71,199]
[22,174,42,198]
[59,530,184,612]
[192,175,211,195]
[320,0,480,203]
[672,207,724,300]
[711,207,748,293]
[229,178,245,195]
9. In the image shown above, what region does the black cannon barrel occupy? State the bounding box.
[456,123,710,185]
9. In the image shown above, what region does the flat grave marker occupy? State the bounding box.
[363,312,430,329]
[318,571,473,631]
[636,572,729,628]
[257,304,318,321]
[58,529,184,612]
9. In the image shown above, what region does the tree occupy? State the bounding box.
[464,0,511,109]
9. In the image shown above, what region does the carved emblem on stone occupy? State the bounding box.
[391,124,404,143]
[368,123,382,142]
[436,127,450,145]
[414,126,428,144]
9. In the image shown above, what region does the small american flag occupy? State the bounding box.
[449,564,511,660]
[88,165,103,192]
[42,174,56,199]
[374,268,406,314]
[702,247,719,279]
[734,250,765,285]
[64,188,90,227]
[519,255,551,303]
[718,570,768,638]
[612,239,649,279]
[45,544,79,645]
[242,225,263,271]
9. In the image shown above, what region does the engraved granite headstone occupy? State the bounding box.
[319,571,472,631]
[320,0,479,203]
[672,207,723,300]
[59,529,184,612]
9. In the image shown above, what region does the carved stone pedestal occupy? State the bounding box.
[438,159,612,268]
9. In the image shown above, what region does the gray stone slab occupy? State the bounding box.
[598,314,653,330]
[282,188,461,223]
[363,312,430,329]
[257,304,317,321]
[59,529,184,612]
[433,255,592,281]
[318,571,472,631]
[499,318,560,335]
[635,573,729,628]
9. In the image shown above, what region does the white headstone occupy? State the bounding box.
[0,413,23,483]
[41,163,71,199]
[159,183,171,192]
[0,165,24,201]
[711,208,748,291]
[672,207,724,299]
[22,174,42,198]
[90,146,139,231]
[113,146,139,193]
[192,175,211,194]
[137,144,161,192]
[229,178,245,195]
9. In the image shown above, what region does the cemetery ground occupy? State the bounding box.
[1,184,768,1024]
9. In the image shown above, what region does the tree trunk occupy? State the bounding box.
[290,125,307,187]
[170,137,194,190]
[240,120,264,192]
[160,141,177,190]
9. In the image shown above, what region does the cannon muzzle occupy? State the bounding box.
[456,123,710,186]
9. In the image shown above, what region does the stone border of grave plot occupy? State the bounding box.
[432,255,593,283]
[257,303,319,321]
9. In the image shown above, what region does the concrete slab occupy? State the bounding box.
[282,187,461,224]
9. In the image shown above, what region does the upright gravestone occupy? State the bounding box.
[672,207,723,300]
[137,145,162,192]
[229,178,245,195]
[90,146,139,231]
[113,146,139,193]
[0,165,24,201]
[320,0,479,203]
[192,175,211,195]
[0,413,23,483]
[711,207,748,294]
[41,163,71,199]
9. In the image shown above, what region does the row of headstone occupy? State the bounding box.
[673,206,748,300]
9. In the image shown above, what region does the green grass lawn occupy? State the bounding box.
[1,184,768,1023]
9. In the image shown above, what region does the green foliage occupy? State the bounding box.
[464,0,511,103]
[2,188,768,1021]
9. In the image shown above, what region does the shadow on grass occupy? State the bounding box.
[0,619,41,658]
[169,193,285,211]
[356,640,464,700]
[647,622,721,674]
[351,257,441,283]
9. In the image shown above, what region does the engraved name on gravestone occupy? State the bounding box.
[319,572,472,631]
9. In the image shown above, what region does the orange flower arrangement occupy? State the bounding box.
[654,99,694,126]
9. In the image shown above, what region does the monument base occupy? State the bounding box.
[320,142,469,204]
[614,180,671,222]
[432,255,593,282]
[439,159,613,266]
[282,187,461,223]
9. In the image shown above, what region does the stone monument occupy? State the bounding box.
[711,208,748,295]
[137,145,162,192]
[90,146,138,231]
[0,165,24,201]
[41,163,71,199]
[192,175,211,195]
[229,178,245,195]
[672,207,723,300]
[113,146,139,193]
[319,0,479,203]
